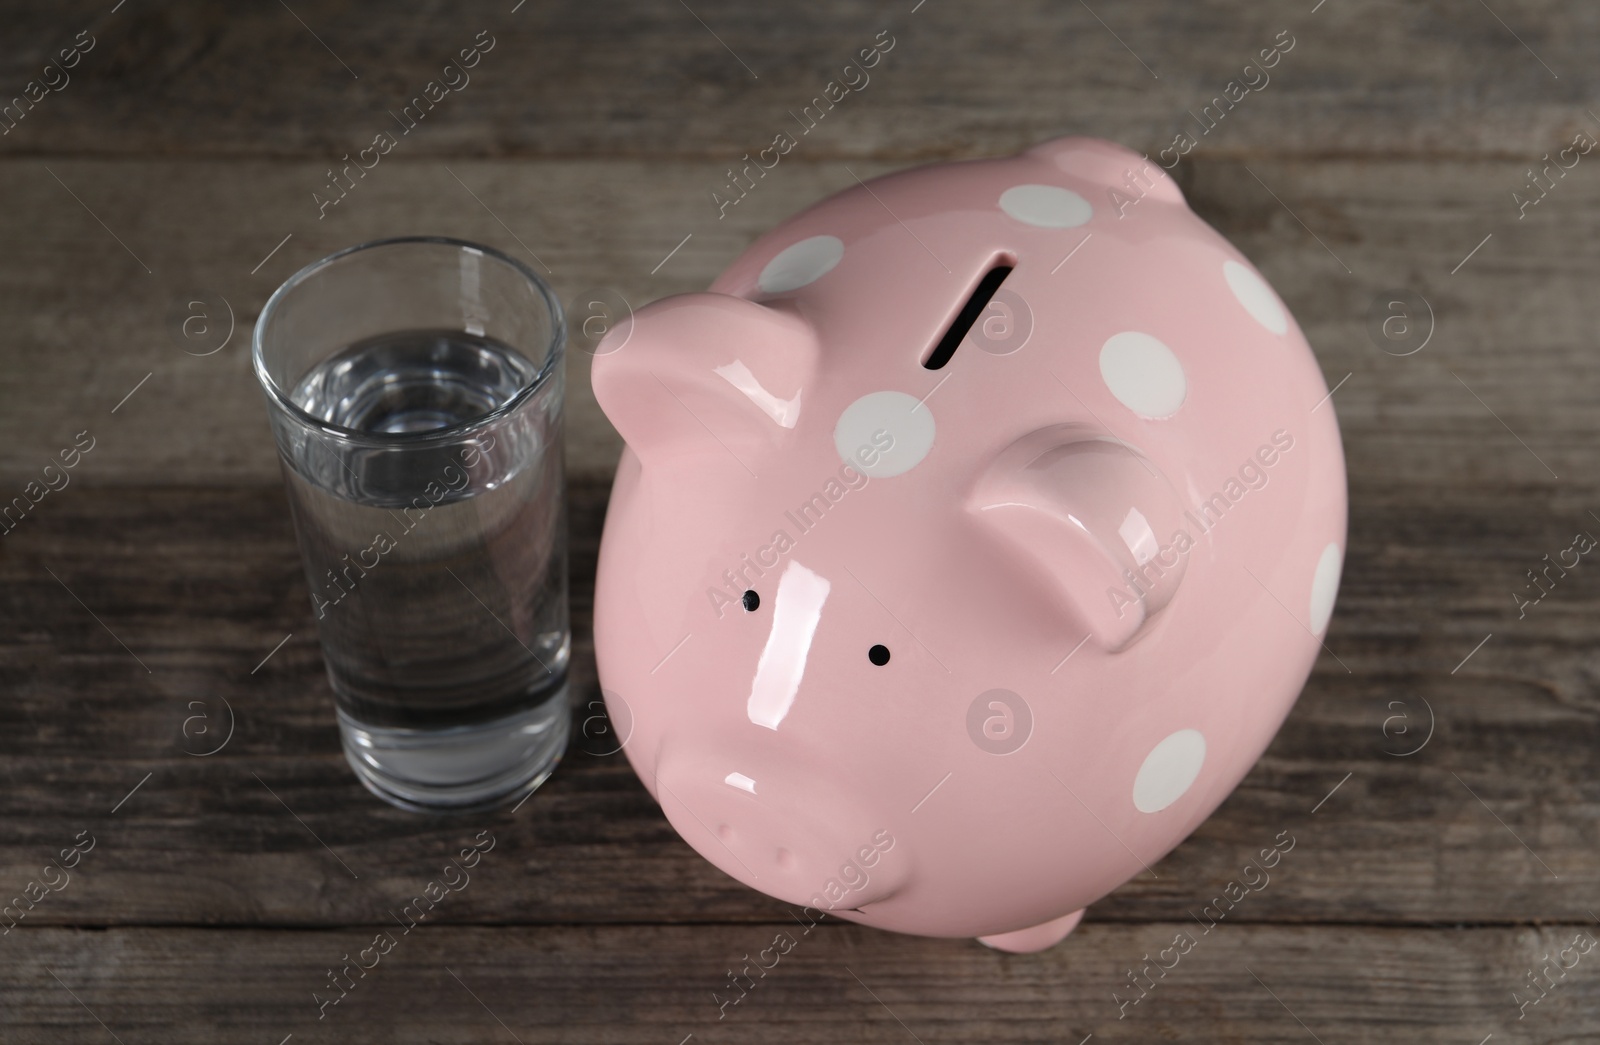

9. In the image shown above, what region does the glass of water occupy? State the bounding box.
[252,237,570,813]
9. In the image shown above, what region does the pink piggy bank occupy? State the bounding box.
[590,136,1345,952]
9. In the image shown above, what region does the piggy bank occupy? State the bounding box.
[590,136,1345,952]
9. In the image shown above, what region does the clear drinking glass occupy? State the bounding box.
[252,237,570,813]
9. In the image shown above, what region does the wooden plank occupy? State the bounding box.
[3,922,1596,1043]
[2,482,1597,928]
[1,156,1598,488]
[0,0,1595,160]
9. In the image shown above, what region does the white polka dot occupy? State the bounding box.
[758,235,844,293]
[1133,729,1206,814]
[1223,260,1288,335]
[834,391,934,478]
[1099,332,1187,418]
[999,184,1093,228]
[1309,543,1342,635]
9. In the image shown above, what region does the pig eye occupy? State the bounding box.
[742,589,760,612]
[868,644,890,666]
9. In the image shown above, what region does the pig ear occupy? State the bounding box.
[591,293,820,471]
[969,425,1191,651]
[1023,136,1185,206]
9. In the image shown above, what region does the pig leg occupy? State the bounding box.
[975,908,1086,953]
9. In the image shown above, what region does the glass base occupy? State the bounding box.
[337,688,570,814]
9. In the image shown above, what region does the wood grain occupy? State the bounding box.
[1,156,1597,487]
[0,0,1596,161]
[2,483,1596,929]
[4,922,1596,1044]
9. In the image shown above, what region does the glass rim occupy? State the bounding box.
[251,235,566,447]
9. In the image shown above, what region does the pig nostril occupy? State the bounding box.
[775,847,795,869]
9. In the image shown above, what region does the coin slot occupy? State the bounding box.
[922,259,1015,370]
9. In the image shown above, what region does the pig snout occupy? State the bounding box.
[652,751,908,911]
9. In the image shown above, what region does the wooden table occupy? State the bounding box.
[3,1,1598,1040]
